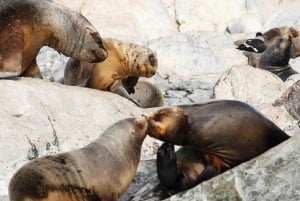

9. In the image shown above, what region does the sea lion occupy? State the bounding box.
[147,100,290,173]
[157,142,217,194]
[0,0,107,78]
[259,35,298,81]
[9,117,148,201]
[125,79,165,108]
[63,38,158,106]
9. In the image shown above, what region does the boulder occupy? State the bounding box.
[213,65,298,131]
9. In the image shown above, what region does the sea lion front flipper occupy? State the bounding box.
[109,80,141,107]
[156,142,182,190]
[22,59,43,78]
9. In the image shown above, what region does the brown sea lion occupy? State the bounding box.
[9,117,148,201]
[0,0,107,78]
[63,38,158,106]
[259,35,298,81]
[156,142,217,195]
[147,100,290,174]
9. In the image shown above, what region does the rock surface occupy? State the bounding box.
[2,0,300,200]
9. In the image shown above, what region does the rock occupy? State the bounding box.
[213,65,298,131]
[0,78,160,196]
[275,77,300,120]
[262,2,300,31]
[174,0,246,32]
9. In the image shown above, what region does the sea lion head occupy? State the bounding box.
[131,47,158,78]
[147,107,189,144]
[260,35,294,67]
[75,26,108,63]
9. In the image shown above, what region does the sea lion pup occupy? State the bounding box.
[9,117,148,201]
[157,142,217,195]
[64,38,158,106]
[259,35,298,81]
[147,100,290,174]
[0,0,107,78]
[125,79,165,108]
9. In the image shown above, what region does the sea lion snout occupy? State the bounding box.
[146,107,187,142]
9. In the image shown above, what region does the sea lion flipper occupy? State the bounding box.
[0,21,24,78]
[109,81,141,107]
[156,142,182,189]
[22,59,43,78]
[122,76,139,94]
[191,165,217,186]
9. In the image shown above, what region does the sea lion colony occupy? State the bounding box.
[3,0,295,200]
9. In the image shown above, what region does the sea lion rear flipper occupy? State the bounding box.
[156,142,182,190]
[109,81,141,107]
[190,165,217,187]
[0,22,24,78]
[22,59,43,78]
[0,49,23,78]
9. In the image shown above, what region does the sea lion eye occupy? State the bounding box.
[148,54,157,66]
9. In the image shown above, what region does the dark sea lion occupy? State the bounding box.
[259,35,298,81]
[0,0,107,78]
[63,38,158,106]
[9,117,148,201]
[157,142,217,194]
[147,100,290,173]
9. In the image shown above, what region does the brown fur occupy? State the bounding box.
[147,100,290,173]
[9,117,148,201]
[0,0,107,78]
[63,38,158,106]
[263,26,299,45]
